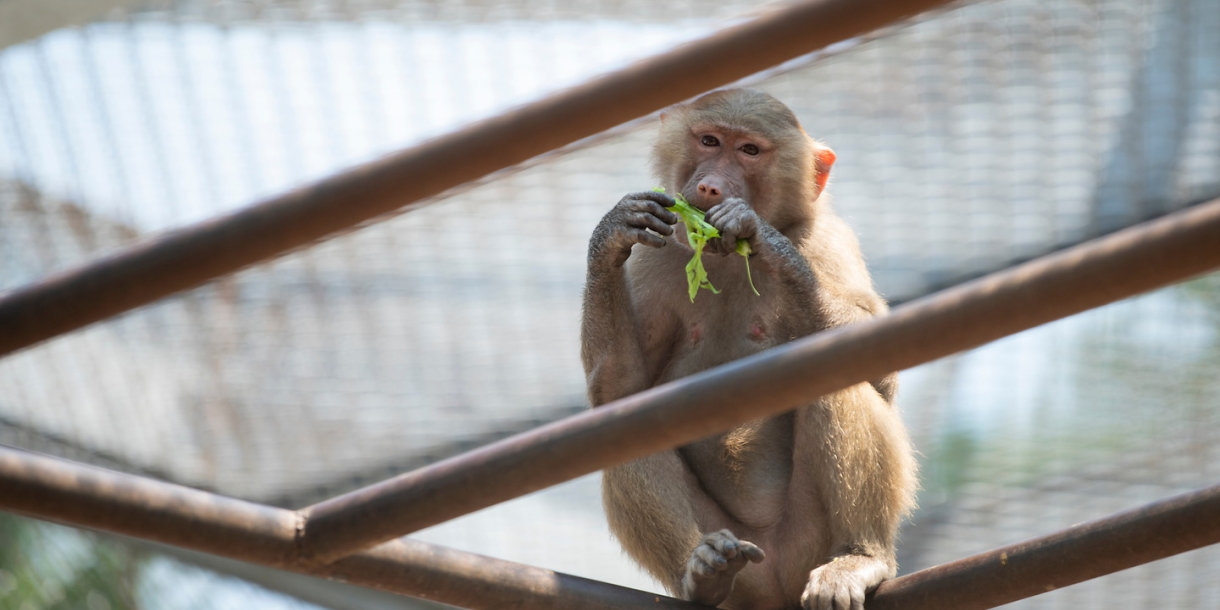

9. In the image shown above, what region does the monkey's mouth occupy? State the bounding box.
[681,193,715,212]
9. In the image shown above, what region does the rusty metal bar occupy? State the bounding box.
[299,198,1220,565]
[3,445,1218,610]
[0,445,702,610]
[0,0,954,358]
[0,445,298,566]
[869,483,1220,609]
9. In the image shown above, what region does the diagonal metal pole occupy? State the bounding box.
[1,445,1218,610]
[0,445,702,610]
[297,197,1220,565]
[0,0,956,358]
[868,482,1220,610]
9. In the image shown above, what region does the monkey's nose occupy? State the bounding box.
[696,179,725,208]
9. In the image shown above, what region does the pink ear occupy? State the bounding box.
[814,146,836,194]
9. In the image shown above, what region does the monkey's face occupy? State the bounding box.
[680,123,770,213]
[652,89,828,231]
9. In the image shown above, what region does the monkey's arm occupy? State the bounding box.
[581,260,651,406]
[581,193,679,406]
[803,211,900,403]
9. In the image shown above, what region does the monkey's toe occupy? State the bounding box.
[801,555,889,610]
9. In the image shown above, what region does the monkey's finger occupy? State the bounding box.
[685,560,714,579]
[834,585,852,610]
[706,213,743,245]
[707,536,739,560]
[813,588,834,610]
[690,559,718,578]
[706,203,737,226]
[627,190,676,211]
[697,546,722,568]
[642,200,680,225]
[740,541,766,563]
[624,198,680,226]
[630,229,667,249]
[850,590,865,610]
[719,217,747,240]
[709,236,737,256]
[706,198,747,225]
[711,232,740,253]
[625,211,675,236]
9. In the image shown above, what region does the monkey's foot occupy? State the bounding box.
[680,529,766,606]
[800,554,892,610]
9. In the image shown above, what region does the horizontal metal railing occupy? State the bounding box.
[3,445,1218,610]
[0,446,702,610]
[869,483,1220,609]
[0,0,954,358]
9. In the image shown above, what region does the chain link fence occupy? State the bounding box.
[0,0,1218,607]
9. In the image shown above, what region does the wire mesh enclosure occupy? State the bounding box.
[0,0,1217,608]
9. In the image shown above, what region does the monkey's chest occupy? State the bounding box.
[632,245,794,379]
[679,413,794,529]
[664,303,788,382]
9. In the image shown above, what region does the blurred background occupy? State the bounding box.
[1,0,1218,608]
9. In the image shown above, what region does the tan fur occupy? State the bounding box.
[582,89,916,610]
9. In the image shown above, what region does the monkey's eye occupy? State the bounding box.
[700,135,720,147]
[740,143,760,156]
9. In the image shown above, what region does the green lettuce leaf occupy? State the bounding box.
[653,188,759,301]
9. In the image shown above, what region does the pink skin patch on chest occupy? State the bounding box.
[690,324,702,343]
[749,324,766,340]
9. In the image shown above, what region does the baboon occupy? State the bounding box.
[581,89,916,610]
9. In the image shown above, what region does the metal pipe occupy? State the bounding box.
[869,483,1220,609]
[0,0,955,358]
[299,198,1220,564]
[0,445,701,610]
[3,446,1218,610]
[0,443,298,566]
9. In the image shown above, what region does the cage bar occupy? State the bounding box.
[0,446,702,610]
[868,483,1220,610]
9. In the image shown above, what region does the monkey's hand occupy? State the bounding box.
[589,192,680,267]
[800,554,893,610]
[704,198,761,256]
[680,529,766,606]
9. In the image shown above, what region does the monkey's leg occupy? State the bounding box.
[793,384,917,610]
[603,451,762,606]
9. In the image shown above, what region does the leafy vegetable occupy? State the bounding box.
[736,239,761,297]
[654,188,760,301]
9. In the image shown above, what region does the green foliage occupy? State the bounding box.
[921,429,980,503]
[735,239,760,297]
[1179,271,1220,321]
[0,513,142,610]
